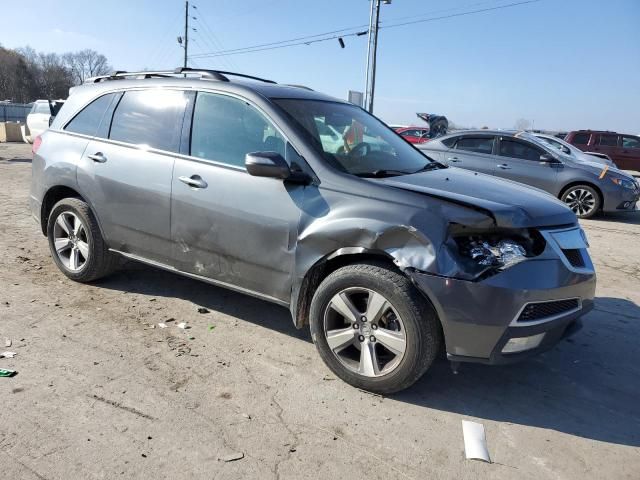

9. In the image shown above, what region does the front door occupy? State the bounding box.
[171,91,304,303]
[494,137,559,193]
[76,88,189,264]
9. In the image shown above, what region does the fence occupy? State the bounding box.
[0,103,33,123]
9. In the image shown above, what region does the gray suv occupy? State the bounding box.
[30,69,596,393]
[420,130,639,218]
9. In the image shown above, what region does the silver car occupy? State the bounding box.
[420,130,639,218]
[30,70,596,393]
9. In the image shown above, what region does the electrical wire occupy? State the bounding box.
[189,0,540,59]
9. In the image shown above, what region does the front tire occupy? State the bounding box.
[561,185,601,219]
[309,262,441,394]
[47,198,118,282]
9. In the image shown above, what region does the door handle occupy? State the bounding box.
[447,157,460,162]
[497,164,512,170]
[87,152,107,163]
[179,175,208,189]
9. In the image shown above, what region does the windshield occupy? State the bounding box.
[274,99,438,177]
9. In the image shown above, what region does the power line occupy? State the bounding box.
[188,0,539,59]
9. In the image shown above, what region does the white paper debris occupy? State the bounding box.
[4,338,11,347]
[177,322,187,329]
[462,420,491,463]
[158,323,168,329]
[0,351,17,358]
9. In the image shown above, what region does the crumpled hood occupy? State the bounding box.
[375,166,577,228]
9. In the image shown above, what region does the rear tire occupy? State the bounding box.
[309,262,441,394]
[47,198,118,282]
[560,184,601,219]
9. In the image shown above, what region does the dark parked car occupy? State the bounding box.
[30,69,596,393]
[565,130,640,171]
[420,130,639,218]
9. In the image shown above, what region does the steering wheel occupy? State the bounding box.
[348,142,371,158]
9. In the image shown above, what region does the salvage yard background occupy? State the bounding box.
[1,143,639,479]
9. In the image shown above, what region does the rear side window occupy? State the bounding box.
[572,133,590,144]
[622,136,640,149]
[109,89,188,152]
[190,92,286,167]
[32,103,50,114]
[499,139,543,161]
[65,94,117,137]
[597,134,618,147]
[456,136,494,154]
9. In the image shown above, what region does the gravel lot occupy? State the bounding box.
[1,142,639,480]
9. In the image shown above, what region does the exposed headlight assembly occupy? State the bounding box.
[459,238,528,269]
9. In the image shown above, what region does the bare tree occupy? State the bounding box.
[63,49,111,84]
[17,47,73,99]
[0,46,38,102]
[514,118,531,131]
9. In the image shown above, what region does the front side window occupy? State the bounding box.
[274,99,437,177]
[190,92,286,167]
[622,136,640,149]
[32,103,50,114]
[456,136,494,154]
[499,139,543,161]
[109,89,188,152]
[65,93,117,137]
[597,134,618,147]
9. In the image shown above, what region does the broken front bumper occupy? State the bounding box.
[408,240,596,364]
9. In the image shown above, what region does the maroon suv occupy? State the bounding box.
[565,130,640,171]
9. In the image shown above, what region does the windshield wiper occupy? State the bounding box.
[411,162,446,174]
[355,169,413,178]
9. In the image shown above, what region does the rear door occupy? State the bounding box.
[591,133,619,161]
[170,91,305,302]
[445,134,497,175]
[494,136,559,192]
[618,135,640,171]
[76,88,190,264]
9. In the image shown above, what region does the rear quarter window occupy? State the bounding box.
[64,93,118,137]
[572,133,590,144]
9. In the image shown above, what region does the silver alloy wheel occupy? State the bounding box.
[564,188,596,217]
[53,211,89,272]
[323,287,406,377]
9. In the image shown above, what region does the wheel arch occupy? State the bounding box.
[40,186,106,240]
[558,181,603,208]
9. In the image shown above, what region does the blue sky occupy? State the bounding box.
[3,0,639,132]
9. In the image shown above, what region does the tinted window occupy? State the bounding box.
[65,94,117,137]
[110,89,188,152]
[441,136,457,148]
[499,139,543,161]
[191,92,286,167]
[622,136,640,149]
[572,133,590,144]
[456,136,494,154]
[597,134,618,147]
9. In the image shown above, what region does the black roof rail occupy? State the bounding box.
[85,68,276,85]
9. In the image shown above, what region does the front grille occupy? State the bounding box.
[517,299,580,323]
[562,248,585,268]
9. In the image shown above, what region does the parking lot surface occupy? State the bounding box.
[1,142,639,479]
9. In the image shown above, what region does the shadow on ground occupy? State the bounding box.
[97,262,640,448]
[594,210,640,225]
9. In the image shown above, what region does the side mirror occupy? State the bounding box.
[539,153,558,163]
[246,152,291,179]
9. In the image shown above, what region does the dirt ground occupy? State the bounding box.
[1,142,639,480]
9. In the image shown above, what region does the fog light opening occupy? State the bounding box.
[501,333,546,354]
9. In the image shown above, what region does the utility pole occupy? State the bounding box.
[184,0,189,68]
[364,1,390,114]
